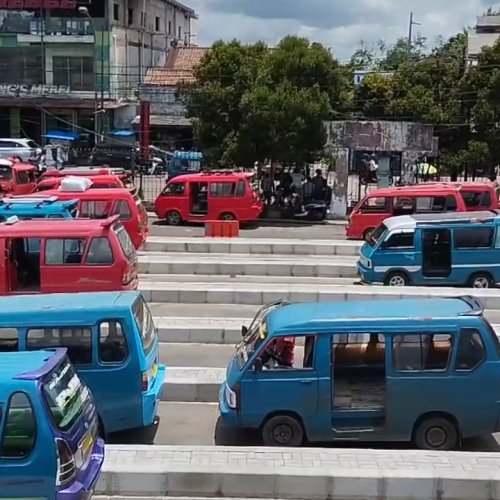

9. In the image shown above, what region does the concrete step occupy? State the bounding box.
[138,253,357,278]
[145,236,361,256]
[139,280,500,308]
[162,367,224,402]
[97,445,500,500]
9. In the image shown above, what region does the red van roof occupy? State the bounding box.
[35,187,134,199]
[366,184,461,198]
[171,171,254,182]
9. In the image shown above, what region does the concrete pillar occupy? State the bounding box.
[10,108,20,137]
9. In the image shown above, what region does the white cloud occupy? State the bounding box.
[187,0,500,61]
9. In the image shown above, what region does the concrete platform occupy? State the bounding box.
[144,236,361,256]
[96,445,500,499]
[162,367,224,402]
[139,281,500,308]
[138,253,357,278]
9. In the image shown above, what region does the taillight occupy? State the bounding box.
[141,371,148,391]
[55,438,76,486]
[122,265,135,285]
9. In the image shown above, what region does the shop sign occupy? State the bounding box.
[0,0,76,8]
[0,84,70,96]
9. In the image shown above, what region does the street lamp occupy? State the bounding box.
[78,6,105,141]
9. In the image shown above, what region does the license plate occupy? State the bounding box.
[81,431,94,455]
[151,364,158,377]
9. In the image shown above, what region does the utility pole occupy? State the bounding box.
[407,12,421,56]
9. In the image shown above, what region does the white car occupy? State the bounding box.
[0,138,39,161]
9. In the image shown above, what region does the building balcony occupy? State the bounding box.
[467,31,500,57]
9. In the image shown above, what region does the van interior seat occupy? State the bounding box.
[334,342,385,366]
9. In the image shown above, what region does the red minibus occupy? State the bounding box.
[35,174,125,192]
[0,215,138,295]
[154,171,264,225]
[36,184,148,249]
[0,159,36,195]
[40,166,134,189]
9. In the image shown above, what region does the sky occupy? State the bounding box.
[187,0,500,62]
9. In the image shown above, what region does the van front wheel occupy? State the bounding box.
[262,415,303,447]
[468,272,493,289]
[166,210,182,226]
[384,271,409,287]
[414,417,458,451]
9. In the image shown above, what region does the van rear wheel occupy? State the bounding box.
[166,210,182,226]
[384,271,409,287]
[262,415,303,447]
[468,272,493,289]
[414,417,458,451]
[220,212,236,221]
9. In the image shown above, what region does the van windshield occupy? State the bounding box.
[0,166,13,180]
[133,295,157,356]
[114,223,135,260]
[367,224,387,247]
[235,301,285,369]
[43,359,89,432]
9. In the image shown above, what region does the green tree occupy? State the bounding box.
[353,73,393,118]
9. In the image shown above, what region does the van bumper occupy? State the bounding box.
[57,437,104,500]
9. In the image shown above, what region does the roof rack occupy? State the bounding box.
[414,211,499,226]
[0,196,59,207]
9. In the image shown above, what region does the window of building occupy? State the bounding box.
[455,329,486,371]
[86,237,113,265]
[128,8,134,25]
[113,3,120,22]
[99,321,128,363]
[53,57,94,91]
[392,333,453,371]
[454,228,493,249]
[45,239,86,265]
[155,16,160,31]
[0,328,18,352]
[383,232,414,249]
[210,182,236,197]
[1,393,36,459]
[178,26,182,40]
[27,327,92,365]
[168,20,172,35]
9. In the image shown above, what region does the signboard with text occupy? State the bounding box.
[0,0,77,9]
[0,84,70,96]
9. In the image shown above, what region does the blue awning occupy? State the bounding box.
[43,130,80,141]
[109,130,135,137]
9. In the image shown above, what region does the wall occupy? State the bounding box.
[140,84,185,117]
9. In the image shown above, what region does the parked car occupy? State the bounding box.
[0,138,39,161]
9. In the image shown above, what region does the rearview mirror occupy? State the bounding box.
[253,358,263,373]
[241,325,248,337]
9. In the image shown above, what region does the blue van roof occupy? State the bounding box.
[267,297,480,333]
[0,291,141,317]
[0,197,77,214]
[0,349,64,381]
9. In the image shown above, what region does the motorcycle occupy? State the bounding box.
[280,193,329,221]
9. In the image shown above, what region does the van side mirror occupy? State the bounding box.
[253,358,263,373]
[241,325,248,337]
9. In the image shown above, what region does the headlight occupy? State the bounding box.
[225,383,237,409]
[360,256,372,269]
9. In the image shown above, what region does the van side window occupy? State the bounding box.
[210,182,236,197]
[359,197,388,213]
[383,232,414,249]
[415,196,446,213]
[1,392,36,459]
[445,195,457,211]
[260,335,316,369]
[164,182,185,195]
[99,321,128,363]
[86,237,113,265]
[454,228,493,249]
[113,200,132,220]
[26,327,92,365]
[46,238,86,265]
[80,200,109,218]
[0,328,18,352]
[47,214,64,218]
[392,334,452,371]
[235,180,246,196]
[455,329,485,371]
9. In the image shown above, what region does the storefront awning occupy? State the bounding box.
[133,114,193,127]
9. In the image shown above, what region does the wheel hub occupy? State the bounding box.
[426,427,446,448]
[273,424,292,444]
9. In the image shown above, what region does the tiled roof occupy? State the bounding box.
[144,46,210,86]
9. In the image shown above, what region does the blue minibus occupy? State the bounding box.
[0,195,78,220]
[215,297,500,450]
[0,290,165,442]
[0,348,104,499]
[357,211,500,288]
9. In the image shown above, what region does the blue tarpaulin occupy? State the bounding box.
[43,130,80,141]
[109,130,135,137]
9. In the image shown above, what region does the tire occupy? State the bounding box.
[468,272,493,289]
[384,271,409,287]
[414,417,458,451]
[166,210,182,226]
[261,415,303,447]
[363,228,374,241]
[220,212,236,221]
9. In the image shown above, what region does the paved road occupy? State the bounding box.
[148,219,347,239]
[151,402,500,451]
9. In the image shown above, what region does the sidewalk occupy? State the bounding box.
[98,445,500,499]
